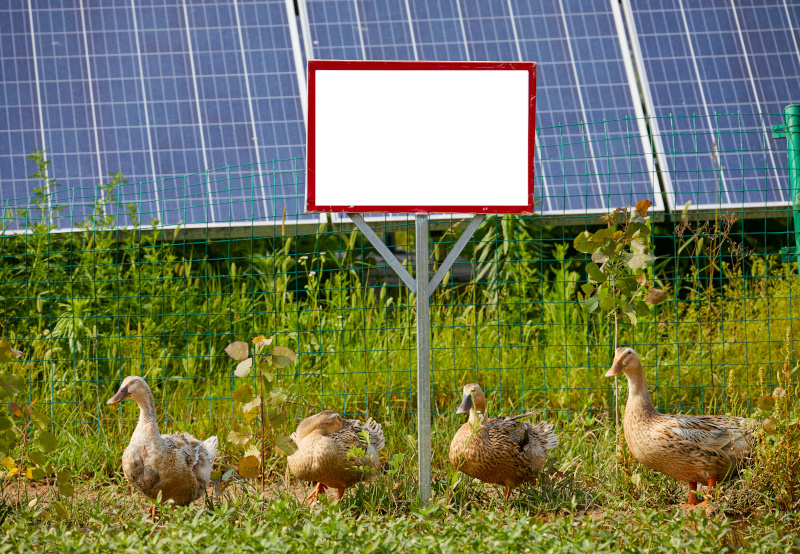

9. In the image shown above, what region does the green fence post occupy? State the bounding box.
[774,104,800,266]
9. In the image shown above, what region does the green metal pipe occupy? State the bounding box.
[786,105,800,266]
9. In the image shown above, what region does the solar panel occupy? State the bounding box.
[299,0,662,216]
[0,0,313,232]
[624,0,799,210]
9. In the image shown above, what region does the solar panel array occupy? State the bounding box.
[625,0,800,210]
[1,0,798,228]
[302,0,661,216]
[1,0,309,230]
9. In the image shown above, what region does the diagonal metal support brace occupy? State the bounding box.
[346,212,485,503]
[347,213,417,294]
[428,214,485,297]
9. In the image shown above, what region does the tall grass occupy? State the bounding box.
[1,167,798,443]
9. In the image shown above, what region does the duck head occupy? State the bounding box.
[294,410,345,442]
[456,383,486,424]
[605,347,652,399]
[107,375,152,404]
[605,347,643,378]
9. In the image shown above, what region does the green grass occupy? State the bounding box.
[2,412,800,553]
[2,167,800,551]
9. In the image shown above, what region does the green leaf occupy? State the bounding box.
[28,408,50,431]
[234,357,253,378]
[573,231,598,254]
[599,297,615,311]
[625,310,638,326]
[593,228,615,241]
[646,288,667,305]
[630,238,649,255]
[241,397,261,421]
[261,368,275,382]
[58,482,74,497]
[584,296,600,314]
[37,430,58,453]
[221,468,235,482]
[762,418,777,435]
[271,346,297,368]
[635,301,650,317]
[52,501,69,520]
[758,395,775,411]
[591,249,609,264]
[616,277,638,295]
[232,384,253,404]
[626,253,656,270]
[224,341,249,361]
[0,373,25,400]
[28,450,46,466]
[237,455,260,479]
[0,340,23,364]
[227,423,253,446]
[0,416,14,432]
[27,467,46,481]
[274,434,297,456]
[267,411,286,428]
[259,375,275,395]
[580,283,594,295]
[628,221,650,238]
[268,387,290,405]
[56,469,72,484]
[585,263,607,284]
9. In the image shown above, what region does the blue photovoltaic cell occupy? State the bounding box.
[0,0,310,231]
[303,0,659,215]
[0,5,41,219]
[627,0,800,209]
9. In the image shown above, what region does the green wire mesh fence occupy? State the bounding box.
[1,112,798,434]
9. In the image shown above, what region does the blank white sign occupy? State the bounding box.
[307,63,534,213]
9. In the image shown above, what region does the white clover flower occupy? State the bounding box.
[309,271,316,277]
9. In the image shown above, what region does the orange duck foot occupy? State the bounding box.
[306,482,328,506]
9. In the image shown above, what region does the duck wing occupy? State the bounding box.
[343,418,386,453]
[485,416,530,451]
[666,414,758,461]
[163,433,218,489]
[487,414,558,452]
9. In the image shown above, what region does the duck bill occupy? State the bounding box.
[456,393,473,415]
[107,386,130,404]
[605,360,624,378]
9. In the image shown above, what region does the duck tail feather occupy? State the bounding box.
[530,422,559,450]
[203,436,219,460]
[364,418,386,452]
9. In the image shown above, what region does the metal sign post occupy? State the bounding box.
[347,213,485,501]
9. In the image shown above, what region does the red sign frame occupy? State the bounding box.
[305,60,536,214]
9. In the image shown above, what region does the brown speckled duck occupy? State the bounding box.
[607,347,759,505]
[448,383,558,502]
[287,410,385,505]
[107,376,218,512]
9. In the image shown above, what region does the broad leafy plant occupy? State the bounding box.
[573,200,666,429]
[0,340,73,519]
[747,328,800,510]
[221,335,297,491]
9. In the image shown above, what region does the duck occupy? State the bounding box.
[107,376,218,513]
[607,347,759,505]
[287,410,385,505]
[448,383,558,502]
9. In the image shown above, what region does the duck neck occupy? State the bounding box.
[133,391,161,439]
[623,366,657,414]
[468,406,485,426]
